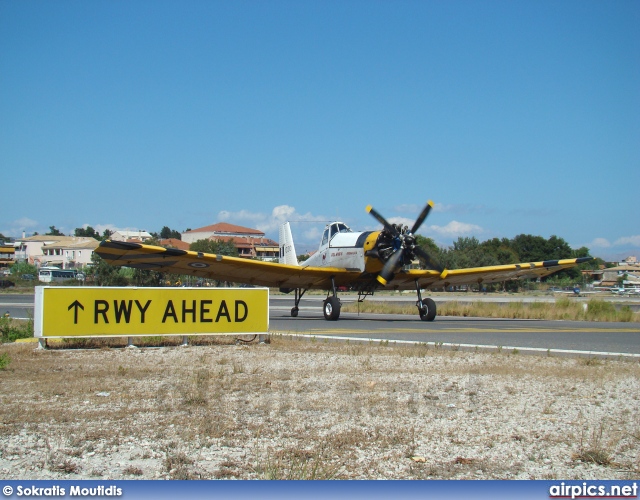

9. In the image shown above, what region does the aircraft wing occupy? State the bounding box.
[387,257,593,290]
[96,241,591,292]
[94,241,361,289]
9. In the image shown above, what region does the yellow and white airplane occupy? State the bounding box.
[95,201,592,322]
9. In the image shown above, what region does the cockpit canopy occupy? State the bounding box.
[321,222,352,246]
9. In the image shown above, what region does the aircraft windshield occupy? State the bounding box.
[323,223,352,246]
[329,223,352,241]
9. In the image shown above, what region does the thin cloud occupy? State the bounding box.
[218,205,330,248]
[387,216,415,228]
[614,235,640,247]
[588,238,612,249]
[426,221,483,238]
[1,217,39,238]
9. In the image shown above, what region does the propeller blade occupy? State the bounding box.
[366,205,399,236]
[410,200,434,235]
[376,248,404,286]
[415,246,445,273]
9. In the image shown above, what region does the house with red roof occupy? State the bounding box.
[181,223,278,261]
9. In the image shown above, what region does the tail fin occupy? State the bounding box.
[279,222,299,266]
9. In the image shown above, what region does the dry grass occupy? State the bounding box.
[0,336,638,479]
[342,298,639,322]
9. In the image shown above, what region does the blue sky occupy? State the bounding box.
[1,0,638,259]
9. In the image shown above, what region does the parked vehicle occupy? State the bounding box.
[38,267,77,283]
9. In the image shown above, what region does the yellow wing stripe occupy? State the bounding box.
[96,241,590,292]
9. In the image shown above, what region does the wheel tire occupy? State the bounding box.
[291,307,299,317]
[419,297,437,321]
[323,296,341,321]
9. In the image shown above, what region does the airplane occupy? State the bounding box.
[95,201,593,322]
[607,286,640,296]
[552,286,602,297]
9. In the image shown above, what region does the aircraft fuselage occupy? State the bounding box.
[301,223,383,274]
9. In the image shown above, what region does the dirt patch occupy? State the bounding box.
[0,337,638,479]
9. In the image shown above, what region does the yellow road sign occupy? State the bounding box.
[34,286,269,337]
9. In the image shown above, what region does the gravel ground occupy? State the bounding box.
[0,337,638,480]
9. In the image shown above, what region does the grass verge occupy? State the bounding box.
[342,298,639,322]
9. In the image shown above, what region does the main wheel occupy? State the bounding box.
[291,307,299,317]
[419,297,437,321]
[323,296,341,321]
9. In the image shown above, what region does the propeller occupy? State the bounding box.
[366,201,448,286]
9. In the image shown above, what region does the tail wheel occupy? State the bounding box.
[323,296,341,321]
[419,297,437,321]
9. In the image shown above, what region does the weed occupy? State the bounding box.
[340,297,639,322]
[123,466,143,476]
[50,459,80,474]
[255,445,342,480]
[0,317,33,343]
[580,357,602,366]
[574,420,615,466]
[0,352,10,370]
[164,450,199,479]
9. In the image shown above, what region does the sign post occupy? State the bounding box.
[34,286,269,339]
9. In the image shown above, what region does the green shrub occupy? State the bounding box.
[585,299,616,321]
[0,352,10,370]
[0,316,34,343]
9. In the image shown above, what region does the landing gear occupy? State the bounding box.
[323,277,341,321]
[418,297,436,321]
[323,296,341,321]
[415,279,437,321]
[290,289,306,317]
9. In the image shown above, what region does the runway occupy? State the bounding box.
[269,295,640,358]
[2,293,639,357]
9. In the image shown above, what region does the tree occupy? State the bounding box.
[102,229,113,240]
[189,239,238,257]
[90,253,129,286]
[132,269,163,287]
[440,236,498,270]
[46,226,64,236]
[415,235,444,269]
[160,226,182,240]
[75,226,100,240]
[9,261,38,276]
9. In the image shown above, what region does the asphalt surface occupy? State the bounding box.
[2,292,639,357]
[269,295,640,357]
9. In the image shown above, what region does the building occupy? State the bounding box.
[209,235,279,260]
[159,238,190,251]
[41,238,100,269]
[182,223,264,244]
[181,223,279,261]
[14,235,99,269]
[0,244,15,270]
[110,230,153,243]
[600,264,640,287]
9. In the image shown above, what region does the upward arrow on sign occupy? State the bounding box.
[68,300,84,324]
